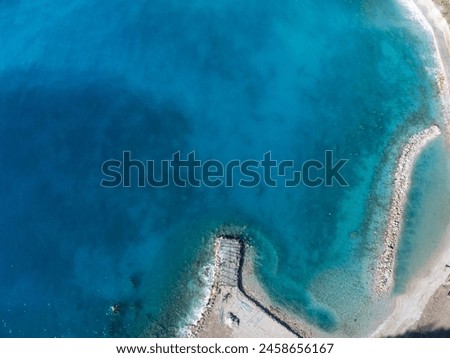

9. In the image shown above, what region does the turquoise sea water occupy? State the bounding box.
[0,0,447,337]
[394,137,450,294]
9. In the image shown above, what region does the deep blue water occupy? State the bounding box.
[0,0,446,337]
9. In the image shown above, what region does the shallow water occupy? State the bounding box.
[394,137,450,294]
[0,0,446,337]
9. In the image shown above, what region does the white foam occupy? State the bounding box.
[177,260,215,337]
[398,0,450,128]
[398,0,435,33]
[374,0,450,303]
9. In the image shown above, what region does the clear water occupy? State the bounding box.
[0,0,445,337]
[394,137,450,294]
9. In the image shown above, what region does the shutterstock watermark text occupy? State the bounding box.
[100,151,349,188]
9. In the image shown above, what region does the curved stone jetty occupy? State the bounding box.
[375,125,441,296]
[189,236,304,338]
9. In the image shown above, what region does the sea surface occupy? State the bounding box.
[0,0,448,337]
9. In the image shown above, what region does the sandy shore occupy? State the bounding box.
[373,224,450,336]
[189,236,316,338]
[372,0,450,336]
[413,0,450,134]
[375,125,441,296]
[406,275,450,336]
[239,244,323,338]
[187,0,450,338]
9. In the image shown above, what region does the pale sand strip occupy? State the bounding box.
[372,225,450,336]
[371,0,450,335]
[239,245,321,338]
[407,273,450,336]
[409,0,450,132]
[375,125,441,296]
[188,236,307,338]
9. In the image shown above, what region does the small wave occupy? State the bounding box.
[176,260,215,337]
[397,0,434,34]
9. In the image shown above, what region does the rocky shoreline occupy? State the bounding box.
[375,0,450,296]
[372,0,450,336]
[375,125,441,296]
[188,0,450,337]
[188,235,307,338]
